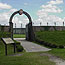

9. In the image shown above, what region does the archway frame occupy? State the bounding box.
[9,9,32,39]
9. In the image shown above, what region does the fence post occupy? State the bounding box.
[0,24,1,31]
[47,22,48,26]
[63,22,64,26]
[32,22,34,26]
[21,23,22,34]
[40,22,41,26]
[54,22,56,26]
[15,23,16,34]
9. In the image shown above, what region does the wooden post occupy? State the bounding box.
[15,23,16,33]
[14,43,16,53]
[47,22,48,26]
[63,22,64,26]
[5,44,7,56]
[9,22,13,40]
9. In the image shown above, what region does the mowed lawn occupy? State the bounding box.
[35,31,65,59]
[0,41,55,65]
[48,48,65,60]
[36,31,65,46]
[13,34,25,38]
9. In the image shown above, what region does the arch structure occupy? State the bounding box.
[9,9,35,41]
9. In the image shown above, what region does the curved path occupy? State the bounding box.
[14,38,51,52]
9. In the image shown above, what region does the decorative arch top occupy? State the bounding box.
[9,9,32,23]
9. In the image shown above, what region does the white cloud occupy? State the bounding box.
[0,13,9,25]
[36,0,64,26]
[47,0,63,5]
[0,2,12,9]
[9,9,17,13]
[37,10,48,18]
[0,2,29,27]
[13,16,29,28]
[34,15,64,26]
[41,4,63,13]
[41,4,57,9]
[0,8,18,24]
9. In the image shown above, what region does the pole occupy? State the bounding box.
[15,23,16,33]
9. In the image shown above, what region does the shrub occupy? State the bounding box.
[50,44,57,48]
[16,44,24,52]
[58,45,64,48]
[43,42,48,46]
[35,38,59,48]
[14,40,20,44]
[14,40,24,52]
[0,32,11,39]
[35,38,44,44]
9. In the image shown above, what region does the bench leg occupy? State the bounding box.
[14,43,16,53]
[5,44,7,56]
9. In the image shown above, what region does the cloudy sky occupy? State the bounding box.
[0,0,65,28]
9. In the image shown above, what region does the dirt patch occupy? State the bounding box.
[40,53,65,65]
[9,53,24,56]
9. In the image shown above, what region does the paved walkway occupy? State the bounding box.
[14,38,51,52]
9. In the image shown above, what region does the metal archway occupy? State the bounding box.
[9,9,35,41]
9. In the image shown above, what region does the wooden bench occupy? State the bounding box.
[1,38,16,56]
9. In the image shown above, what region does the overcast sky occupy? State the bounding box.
[0,0,65,28]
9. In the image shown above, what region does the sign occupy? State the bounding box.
[1,38,16,56]
[2,38,14,44]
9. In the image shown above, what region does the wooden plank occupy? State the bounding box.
[2,38,14,44]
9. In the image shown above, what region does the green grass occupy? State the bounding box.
[0,31,11,38]
[35,31,65,59]
[47,48,65,60]
[0,41,55,65]
[1,31,65,65]
[13,34,25,38]
[35,31,65,46]
[0,52,55,65]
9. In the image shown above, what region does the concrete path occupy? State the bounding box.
[14,38,51,52]
[14,38,65,65]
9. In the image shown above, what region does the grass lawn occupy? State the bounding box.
[47,48,65,60]
[35,31,65,60]
[35,31,65,46]
[13,34,25,38]
[0,53,55,65]
[0,41,55,65]
[0,31,65,65]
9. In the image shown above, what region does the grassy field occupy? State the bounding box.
[48,48,65,60]
[36,31,65,46]
[13,34,25,38]
[0,41,55,65]
[0,31,65,65]
[35,31,65,59]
